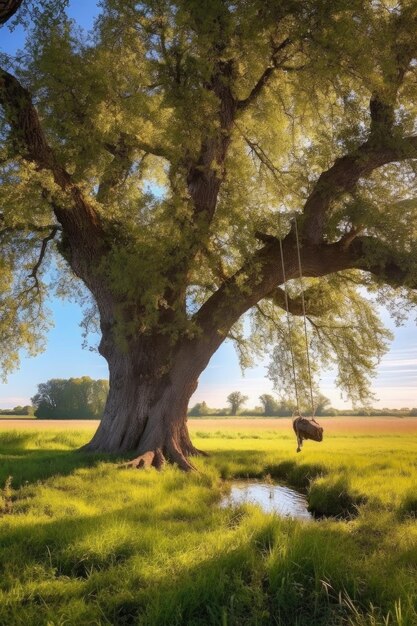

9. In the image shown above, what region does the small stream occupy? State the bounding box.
[220,481,312,520]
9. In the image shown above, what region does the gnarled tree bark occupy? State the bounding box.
[82,330,218,470]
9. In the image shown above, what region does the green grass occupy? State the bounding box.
[1,427,417,625]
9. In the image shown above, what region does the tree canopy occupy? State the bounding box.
[1,0,417,463]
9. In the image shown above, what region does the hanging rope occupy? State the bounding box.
[277,213,315,418]
[277,216,301,416]
[277,213,324,453]
[293,217,315,417]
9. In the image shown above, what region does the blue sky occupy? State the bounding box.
[0,2,416,410]
[0,297,415,410]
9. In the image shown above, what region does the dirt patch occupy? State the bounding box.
[1,416,417,433]
[0,419,99,430]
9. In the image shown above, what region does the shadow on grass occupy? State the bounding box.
[0,431,114,488]
[0,501,328,623]
[0,499,399,626]
[0,450,117,489]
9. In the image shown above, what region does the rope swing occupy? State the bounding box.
[278,214,324,453]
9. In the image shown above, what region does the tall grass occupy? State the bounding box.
[0,427,417,625]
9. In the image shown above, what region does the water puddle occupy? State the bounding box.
[220,481,312,520]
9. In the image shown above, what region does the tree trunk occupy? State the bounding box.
[83,338,210,471]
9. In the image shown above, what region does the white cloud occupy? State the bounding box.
[370,387,417,406]
[380,359,417,367]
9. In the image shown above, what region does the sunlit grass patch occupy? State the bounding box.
[0,427,417,625]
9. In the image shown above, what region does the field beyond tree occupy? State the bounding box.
[1,419,417,625]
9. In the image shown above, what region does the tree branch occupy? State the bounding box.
[339,225,364,250]
[193,237,355,341]
[193,231,416,353]
[104,135,170,161]
[0,0,23,25]
[302,134,417,245]
[27,226,59,294]
[303,6,417,247]
[237,38,292,111]
[97,135,137,204]
[236,126,289,183]
[0,212,61,239]
[0,67,106,262]
[351,236,417,289]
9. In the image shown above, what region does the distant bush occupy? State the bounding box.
[240,407,264,416]
[31,377,108,419]
[0,405,34,416]
[188,402,211,417]
[227,391,248,415]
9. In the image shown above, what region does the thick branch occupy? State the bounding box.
[186,61,236,224]
[0,69,101,225]
[194,237,354,341]
[369,95,395,138]
[351,236,417,289]
[303,12,417,247]
[302,135,417,245]
[0,68,107,270]
[0,0,22,25]
[193,234,416,352]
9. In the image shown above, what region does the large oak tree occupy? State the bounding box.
[1,0,417,469]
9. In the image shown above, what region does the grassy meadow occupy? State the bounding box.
[1,421,417,625]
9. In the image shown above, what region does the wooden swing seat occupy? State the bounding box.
[293,416,323,452]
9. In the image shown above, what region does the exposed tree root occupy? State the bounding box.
[119,450,156,469]
[185,445,209,458]
[166,445,197,472]
[119,444,200,472]
[179,429,209,458]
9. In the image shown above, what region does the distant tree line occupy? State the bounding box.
[31,377,108,419]
[188,392,417,418]
[0,405,34,415]
[344,407,417,417]
[188,392,333,417]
